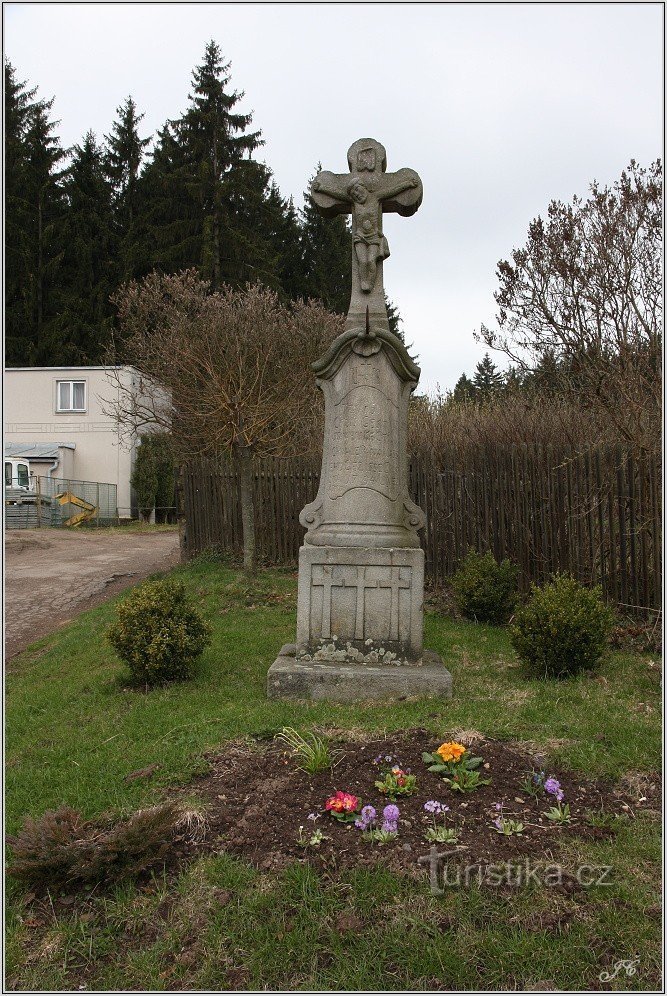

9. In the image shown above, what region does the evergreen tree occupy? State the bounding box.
[22,94,67,363]
[299,164,352,313]
[104,96,151,283]
[182,40,263,288]
[385,295,403,340]
[473,353,504,400]
[44,131,115,363]
[530,349,567,396]
[134,121,197,275]
[136,41,282,290]
[5,62,66,364]
[5,61,35,362]
[222,157,284,288]
[263,187,303,300]
[152,434,175,523]
[451,373,476,402]
[131,435,158,522]
[502,365,524,394]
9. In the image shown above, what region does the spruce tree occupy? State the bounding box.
[503,365,524,394]
[22,94,67,363]
[223,158,284,289]
[5,61,35,363]
[137,40,281,290]
[5,62,66,364]
[530,350,566,396]
[134,121,197,274]
[451,373,476,402]
[184,41,279,288]
[104,96,151,283]
[45,132,115,363]
[131,435,158,522]
[473,353,504,400]
[184,40,260,273]
[263,186,303,299]
[385,295,403,340]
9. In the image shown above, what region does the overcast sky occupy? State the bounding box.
[4,3,663,391]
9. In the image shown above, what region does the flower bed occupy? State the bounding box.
[181,730,655,879]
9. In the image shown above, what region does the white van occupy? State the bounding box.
[4,458,34,491]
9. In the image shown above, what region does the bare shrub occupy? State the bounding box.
[408,390,607,464]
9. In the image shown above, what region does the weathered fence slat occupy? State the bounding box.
[183,445,661,612]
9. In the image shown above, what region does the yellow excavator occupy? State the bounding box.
[53,491,98,527]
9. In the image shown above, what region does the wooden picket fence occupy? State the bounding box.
[182,445,662,612]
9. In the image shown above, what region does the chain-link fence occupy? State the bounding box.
[5,477,118,529]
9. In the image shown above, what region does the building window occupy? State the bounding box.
[57,380,86,412]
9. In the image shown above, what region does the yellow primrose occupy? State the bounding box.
[436,741,466,763]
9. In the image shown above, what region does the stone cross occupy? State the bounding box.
[267,138,452,702]
[312,564,343,639]
[310,138,422,332]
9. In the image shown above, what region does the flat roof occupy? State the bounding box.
[5,366,127,372]
[5,442,76,459]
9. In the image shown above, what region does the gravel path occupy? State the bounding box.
[4,528,181,659]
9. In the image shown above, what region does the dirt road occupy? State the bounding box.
[4,528,181,659]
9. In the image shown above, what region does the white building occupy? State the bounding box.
[4,366,146,519]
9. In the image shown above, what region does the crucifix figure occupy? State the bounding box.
[310,138,423,327]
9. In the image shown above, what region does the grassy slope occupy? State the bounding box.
[5,558,662,991]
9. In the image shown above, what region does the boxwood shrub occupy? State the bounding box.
[450,550,518,624]
[510,573,614,678]
[107,578,211,685]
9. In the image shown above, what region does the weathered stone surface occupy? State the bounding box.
[267,645,452,703]
[296,546,424,659]
[299,334,424,549]
[266,137,448,703]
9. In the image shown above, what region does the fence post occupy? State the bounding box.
[36,475,41,528]
[96,482,100,528]
[176,465,189,562]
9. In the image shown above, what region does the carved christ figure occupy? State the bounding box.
[310,138,423,295]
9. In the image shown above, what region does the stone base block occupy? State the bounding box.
[296,545,424,659]
[267,644,452,703]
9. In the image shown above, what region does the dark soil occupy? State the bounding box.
[181,730,660,881]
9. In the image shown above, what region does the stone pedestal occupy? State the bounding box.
[266,328,452,700]
[295,546,424,661]
[266,137,452,702]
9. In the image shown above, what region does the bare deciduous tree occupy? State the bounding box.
[479,160,662,454]
[107,271,343,571]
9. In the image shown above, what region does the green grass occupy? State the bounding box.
[5,557,662,990]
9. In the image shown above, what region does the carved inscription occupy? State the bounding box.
[327,356,399,501]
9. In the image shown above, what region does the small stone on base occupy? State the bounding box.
[267,644,452,702]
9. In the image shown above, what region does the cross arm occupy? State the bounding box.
[310,170,353,218]
[380,168,423,217]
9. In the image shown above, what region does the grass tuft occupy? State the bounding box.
[276,726,339,774]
